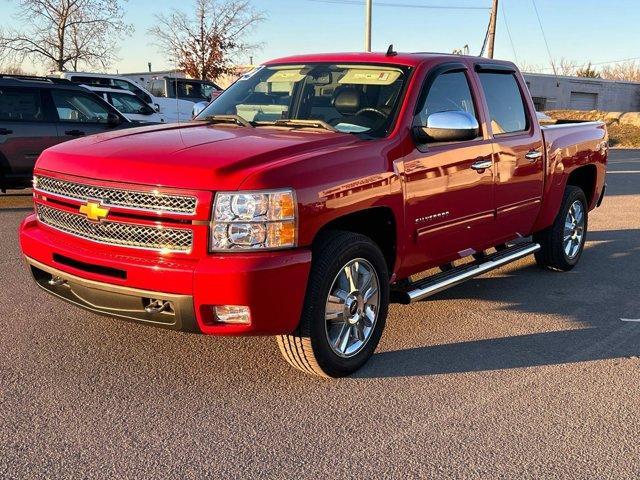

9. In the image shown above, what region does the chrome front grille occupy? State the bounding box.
[34,176,197,215]
[36,204,193,253]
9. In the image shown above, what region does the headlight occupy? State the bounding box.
[210,189,297,251]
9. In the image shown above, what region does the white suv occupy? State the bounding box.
[55,72,207,123]
[84,86,166,124]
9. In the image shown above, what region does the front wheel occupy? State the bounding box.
[277,231,389,378]
[534,185,588,271]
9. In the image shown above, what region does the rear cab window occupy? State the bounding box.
[478,72,528,135]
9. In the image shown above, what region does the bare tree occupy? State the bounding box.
[0,0,131,72]
[601,61,640,82]
[518,58,577,76]
[575,63,600,78]
[149,0,264,81]
[0,64,28,75]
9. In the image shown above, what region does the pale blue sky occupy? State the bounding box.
[4,0,640,74]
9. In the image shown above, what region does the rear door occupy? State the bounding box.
[475,66,545,239]
[49,89,121,139]
[0,86,59,183]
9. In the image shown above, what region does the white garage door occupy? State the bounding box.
[569,91,598,110]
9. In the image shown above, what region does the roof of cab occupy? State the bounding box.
[264,51,517,69]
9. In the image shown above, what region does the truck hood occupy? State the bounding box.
[36,123,357,191]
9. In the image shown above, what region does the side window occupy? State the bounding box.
[418,71,477,126]
[51,90,110,123]
[0,87,44,121]
[478,72,528,134]
[113,80,152,104]
[149,80,165,98]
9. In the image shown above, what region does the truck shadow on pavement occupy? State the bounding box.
[359,228,640,379]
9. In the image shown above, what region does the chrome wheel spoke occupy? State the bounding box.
[338,325,352,353]
[363,305,376,327]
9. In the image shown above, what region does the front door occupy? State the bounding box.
[400,66,496,273]
[0,87,59,184]
[49,89,118,140]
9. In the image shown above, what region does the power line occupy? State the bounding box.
[304,0,490,10]
[530,0,557,77]
[501,0,518,63]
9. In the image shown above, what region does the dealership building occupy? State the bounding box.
[523,72,640,112]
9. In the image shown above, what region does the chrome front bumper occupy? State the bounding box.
[25,256,199,332]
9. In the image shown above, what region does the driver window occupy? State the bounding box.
[418,71,477,126]
[51,90,110,123]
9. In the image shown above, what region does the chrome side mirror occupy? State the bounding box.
[192,101,209,119]
[414,111,479,143]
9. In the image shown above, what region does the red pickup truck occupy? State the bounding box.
[20,52,607,377]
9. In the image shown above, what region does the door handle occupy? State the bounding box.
[0,128,13,135]
[525,150,542,162]
[471,159,492,171]
[65,129,85,136]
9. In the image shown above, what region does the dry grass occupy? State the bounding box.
[545,110,640,148]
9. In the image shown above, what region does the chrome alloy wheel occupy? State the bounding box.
[564,200,585,259]
[324,258,380,358]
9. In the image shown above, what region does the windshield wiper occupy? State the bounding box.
[201,114,254,128]
[272,119,338,132]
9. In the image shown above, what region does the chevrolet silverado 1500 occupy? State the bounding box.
[20,52,607,377]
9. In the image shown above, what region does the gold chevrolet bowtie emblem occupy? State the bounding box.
[79,201,109,221]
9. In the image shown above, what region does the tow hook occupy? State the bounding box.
[144,299,174,314]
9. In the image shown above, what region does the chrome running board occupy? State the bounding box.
[392,243,541,304]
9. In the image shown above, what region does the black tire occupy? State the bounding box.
[277,231,389,378]
[534,185,588,271]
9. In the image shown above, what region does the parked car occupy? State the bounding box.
[84,86,166,124]
[21,53,607,377]
[56,72,213,123]
[0,75,130,191]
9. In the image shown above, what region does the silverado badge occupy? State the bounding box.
[79,201,109,221]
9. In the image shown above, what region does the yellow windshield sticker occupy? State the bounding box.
[339,69,401,86]
[267,69,306,83]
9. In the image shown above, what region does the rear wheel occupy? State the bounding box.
[277,231,389,378]
[534,186,588,271]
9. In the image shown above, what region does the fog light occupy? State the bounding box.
[214,305,251,324]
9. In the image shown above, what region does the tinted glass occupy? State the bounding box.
[51,90,110,123]
[110,92,150,114]
[167,80,218,100]
[479,72,528,134]
[418,71,476,125]
[149,80,165,97]
[113,80,151,103]
[200,63,410,137]
[0,87,43,121]
[69,76,110,87]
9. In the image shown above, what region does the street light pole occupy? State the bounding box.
[365,0,372,52]
[487,0,498,58]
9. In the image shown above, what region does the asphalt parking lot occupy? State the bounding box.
[1,149,639,479]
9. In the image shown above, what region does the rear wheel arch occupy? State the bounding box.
[566,164,597,207]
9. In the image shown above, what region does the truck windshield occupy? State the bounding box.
[198,63,411,137]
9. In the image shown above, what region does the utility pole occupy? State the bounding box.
[365,0,372,52]
[487,0,498,58]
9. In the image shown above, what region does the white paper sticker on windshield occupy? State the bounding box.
[339,69,401,86]
[267,69,306,83]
